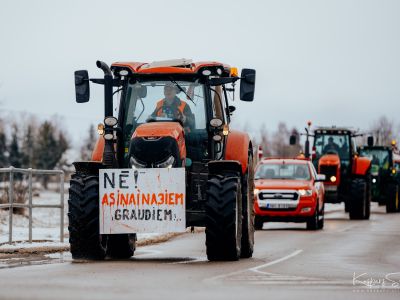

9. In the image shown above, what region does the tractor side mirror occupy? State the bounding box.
[289,135,296,145]
[367,136,374,147]
[228,105,236,114]
[74,70,90,103]
[133,84,147,98]
[240,69,256,101]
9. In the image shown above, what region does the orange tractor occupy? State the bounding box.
[311,127,372,219]
[291,125,372,219]
[69,59,256,261]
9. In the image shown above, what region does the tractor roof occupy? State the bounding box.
[313,126,358,134]
[111,58,234,76]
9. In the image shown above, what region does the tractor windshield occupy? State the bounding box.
[359,149,391,173]
[123,80,206,132]
[314,134,351,165]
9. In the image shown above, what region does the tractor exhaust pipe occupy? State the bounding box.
[96,60,116,167]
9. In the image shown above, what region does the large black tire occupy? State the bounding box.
[68,173,106,260]
[349,178,370,220]
[240,155,255,258]
[386,183,399,213]
[107,234,136,259]
[205,174,242,261]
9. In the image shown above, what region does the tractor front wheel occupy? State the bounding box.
[349,178,370,220]
[386,183,399,213]
[205,174,242,261]
[107,234,136,259]
[68,173,106,260]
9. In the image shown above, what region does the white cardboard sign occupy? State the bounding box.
[99,168,186,234]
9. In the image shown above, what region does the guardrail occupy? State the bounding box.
[0,167,64,244]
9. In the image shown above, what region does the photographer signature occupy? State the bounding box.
[353,272,400,289]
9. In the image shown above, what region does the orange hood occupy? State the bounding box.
[318,154,341,166]
[255,179,311,190]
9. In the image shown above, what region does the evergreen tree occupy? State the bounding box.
[21,124,35,168]
[8,126,22,168]
[0,128,8,167]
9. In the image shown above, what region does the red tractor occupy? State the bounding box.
[69,59,256,261]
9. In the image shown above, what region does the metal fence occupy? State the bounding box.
[0,167,64,244]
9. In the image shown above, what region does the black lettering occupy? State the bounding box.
[114,209,121,220]
[157,209,162,221]
[119,171,129,189]
[122,209,129,220]
[164,210,172,221]
[104,172,115,188]
[138,209,144,220]
[130,209,137,220]
[145,210,151,220]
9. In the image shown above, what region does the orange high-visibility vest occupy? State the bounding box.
[155,99,186,117]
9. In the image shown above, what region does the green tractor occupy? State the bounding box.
[359,140,400,213]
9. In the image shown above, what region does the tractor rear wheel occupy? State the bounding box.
[349,178,370,220]
[106,234,136,259]
[205,174,242,261]
[386,183,399,213]
[68,173,106,260]
[240,155,255,258]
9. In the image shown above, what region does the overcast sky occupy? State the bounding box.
[1,0,399,146]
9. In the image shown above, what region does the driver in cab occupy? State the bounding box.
[323,137,340,154]
[150,82,195,130]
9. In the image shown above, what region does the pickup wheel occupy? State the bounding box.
[317,203,325,229]
[349,178,370,220]
[240,155,255,258]
[306,204,319,230]
[386,183,399,213]
[107,234,136,259]
[254,217,264,230]
[68,173,106,260]
[205,174,242,261]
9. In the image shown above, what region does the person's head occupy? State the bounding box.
[328,137,334,144]
[164,82,178,102]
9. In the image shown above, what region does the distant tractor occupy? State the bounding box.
[69,59,256,261]
[311,127,372,219]
[359,140,400,213]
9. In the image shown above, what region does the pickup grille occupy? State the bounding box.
[259,191,299,201]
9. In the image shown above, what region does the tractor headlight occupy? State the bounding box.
[330,176,337,183]
[130,156,146,169]
[298,189,313,196]
[104,116,118,127]
[156,155,175,168]
[372,178,377,184]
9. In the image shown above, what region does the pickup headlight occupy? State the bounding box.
[130,156,146,169]
[298,189,313,196]
[156,155,175,168]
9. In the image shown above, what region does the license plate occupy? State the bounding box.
[324,185,337,192]
[99,168,186,234]
[260,202,295,209]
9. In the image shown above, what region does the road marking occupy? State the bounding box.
[248,249,303,274]
[204,249,303,283]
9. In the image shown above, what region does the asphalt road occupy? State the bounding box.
[0,203,400,300]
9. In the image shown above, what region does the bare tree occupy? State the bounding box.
[370,116,396,146]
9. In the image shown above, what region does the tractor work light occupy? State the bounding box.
[330,176,337,183]
[202,69,212,76]
[223,124,229,136]
[254,188,259,196]
[104,116,118,127]
[104,133,114,140]
[230,67,238,77]
[213,134,222,142]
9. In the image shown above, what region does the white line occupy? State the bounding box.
[249,249,303,273]
[204,249,303,283]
